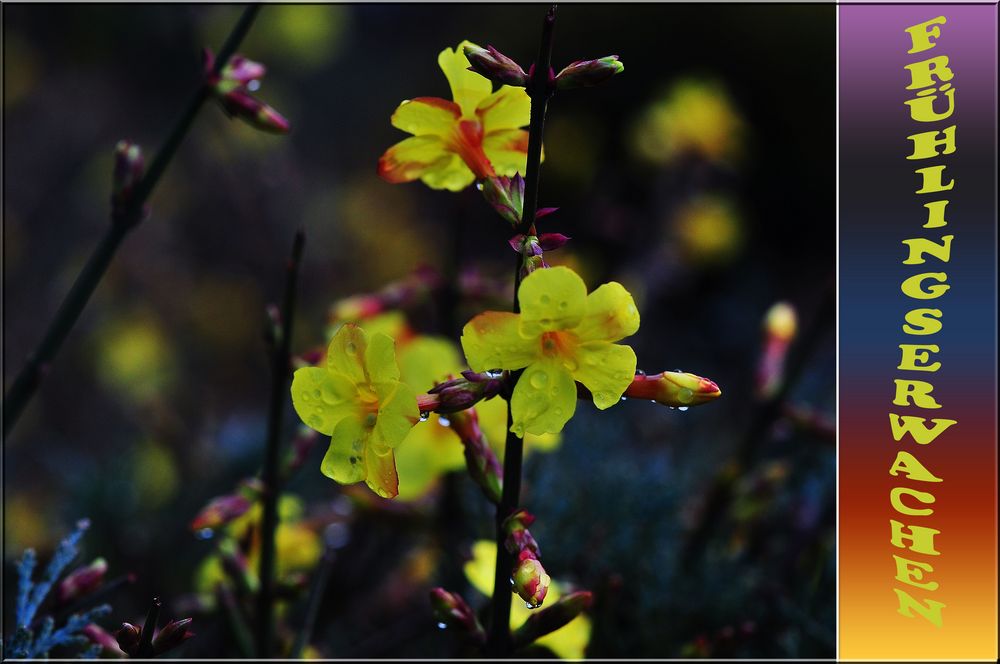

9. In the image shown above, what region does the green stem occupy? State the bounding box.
[486,5,557,657]
[255,230,306,658]
[1,4,261,439]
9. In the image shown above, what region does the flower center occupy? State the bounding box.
[449,120,496,179]
[540,331,576,359]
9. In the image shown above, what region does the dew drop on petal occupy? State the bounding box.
[346,342,357,354]
[438,416,451,427]
[529,372,548,388]
[437,622,448,630]
[540,294,551,305]
[679,387,694,404]
[475,182,484,191]
[310,416,324,429]
[196,528,214,540]
[678,406,689,412]
[419,411,430,422]
[525,601,540,610]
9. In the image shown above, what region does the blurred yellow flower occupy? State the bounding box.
[672,195,744,267]
[378,40,531,191]
[464,540,591,659]
[632,78,744,164]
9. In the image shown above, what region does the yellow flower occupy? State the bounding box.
[291,324,418,498]
[378,40,531,191]
[462,266,639,437]
[464,540,591,659]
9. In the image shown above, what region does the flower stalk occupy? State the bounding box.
[488,5,558,657]
[256,229,306,657]
[1,4,262,439]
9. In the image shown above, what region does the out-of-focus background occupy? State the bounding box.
[3,4,834,658]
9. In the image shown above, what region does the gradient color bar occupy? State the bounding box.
[839,4,997,660]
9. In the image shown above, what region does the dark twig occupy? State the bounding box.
[2,4,261,439]
[487,5,558,657]
[680,282,835,569]
[255,229,306,657]
[289,543,336,659]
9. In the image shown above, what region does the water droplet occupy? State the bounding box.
[437,622,448,630]
[346,342,357,354]
[650,400,658,404]
[637,369,646,376]
[529,372,548,388]
[678,387,694,404]
[310,416,323,429]
[352,438,364,453]
[247,79,261,92]
[553,407,564,416]
[677,406,689,412]
[196,528,214,540]
[509,577,516,587]
[620,396,627,401]
[539,317,553,328]
[475,182,483,191]
[525,601,540,610]
[558,300,568,310]
[419,411,430,422]
[564,358,578,371]
[540,294,551,305]
[301,391,311,401]
[438,416,451,427]
[400,99,411,105]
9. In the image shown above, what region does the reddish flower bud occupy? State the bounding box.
[513,557,550,609]
[555,55,624,90]
[221,55,266,86]
[429,588,485,641]
[537,232,570,251]
[448,409,503,504]
[622,370,722,408]
[427,371,504,413]
[481,175,525,226]
[115,623,142,656]
[152,618,195,655]
[757,302,797,398]
[205,48,290,134]
[82,623,126,657]
[190,493,252,532]
[464,44,528,87]
[56,557,107,604]
[512,591,593,649]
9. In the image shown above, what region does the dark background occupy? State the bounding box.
[4,4,835,658]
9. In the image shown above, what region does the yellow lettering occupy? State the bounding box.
[893,554,940,590]
[907,125,956,160]
[890,519,941,555]
[894,588,945,627]
[915,165,955,193]
[902,235,953,264]
[898,344,942,372]
[891,486,936,516]
[889,451,943,482]
[893,379,942,408]
[902,308,943,335]
[905,87,955,122]
[905,56,954,90]
[922,200,949,228]
[889,413,957,444]
[904,16,947,54]
[901,272,949,299]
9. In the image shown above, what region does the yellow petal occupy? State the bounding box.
[364,332,400,384]
[574,281,640,342]
[373,381,418,449]
[390,97,461,137]
[290,367,356,435]
[326,323,369,385]
[461,311,537,372]
[572,342,637,409]
[377,135,452,184]
[364,446,399,498]
[476,85,530,133]
[438,40,493,118]
[478,397,562,460]
[395,416,464,501]
[518,266,588,337]
[419,152,477,191]
[398,336,464,392]
[510,360,577,437]
[482,129,530,177]
[320,416,367,484]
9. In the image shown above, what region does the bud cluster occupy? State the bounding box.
[462,44,624,94]
[503,510,550,609]
[116,600,194,658]
[204,49,289,134]
[429,588,485,642]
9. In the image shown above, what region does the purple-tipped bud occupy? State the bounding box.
[537,233,570,251]
[512,591,593,648]
[503,510,540,557]
[555,55,624,90]
[116,623,142,656]
[56,558,107,604]
[513,556,550,609]
[464,44,528,87]
[427,372,504,414]
[481,175,525,227]
[217,88,290,134]
[152,618,194,655]
[429,588,485,641]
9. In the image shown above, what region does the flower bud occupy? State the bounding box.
[448,409,503,504]
[190,493,252,532]
[221,55,266,86]
[83,623,127,657]
[555,55,624,90]
[512,591,593,649]
[429,588,485,640]
[481,175,525,226]
[115,622,142,656]
[537,232,570,251]
[427,371,504,413]
[512,557,550,609]
[757,302,797,398]
[56,557,108,604]
[205,48,290,134]
[503,510,540,558]
[464,44,528,87]
[623,371,722,407]
[151,618,194,655]
[111,140,146,225]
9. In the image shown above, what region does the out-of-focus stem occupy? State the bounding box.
[256,230,305,657]
[1,4,261,439]
[487,5,557,657]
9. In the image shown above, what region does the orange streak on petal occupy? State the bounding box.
[449,120,495,179]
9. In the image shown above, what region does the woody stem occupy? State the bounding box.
[487,4,557,657]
